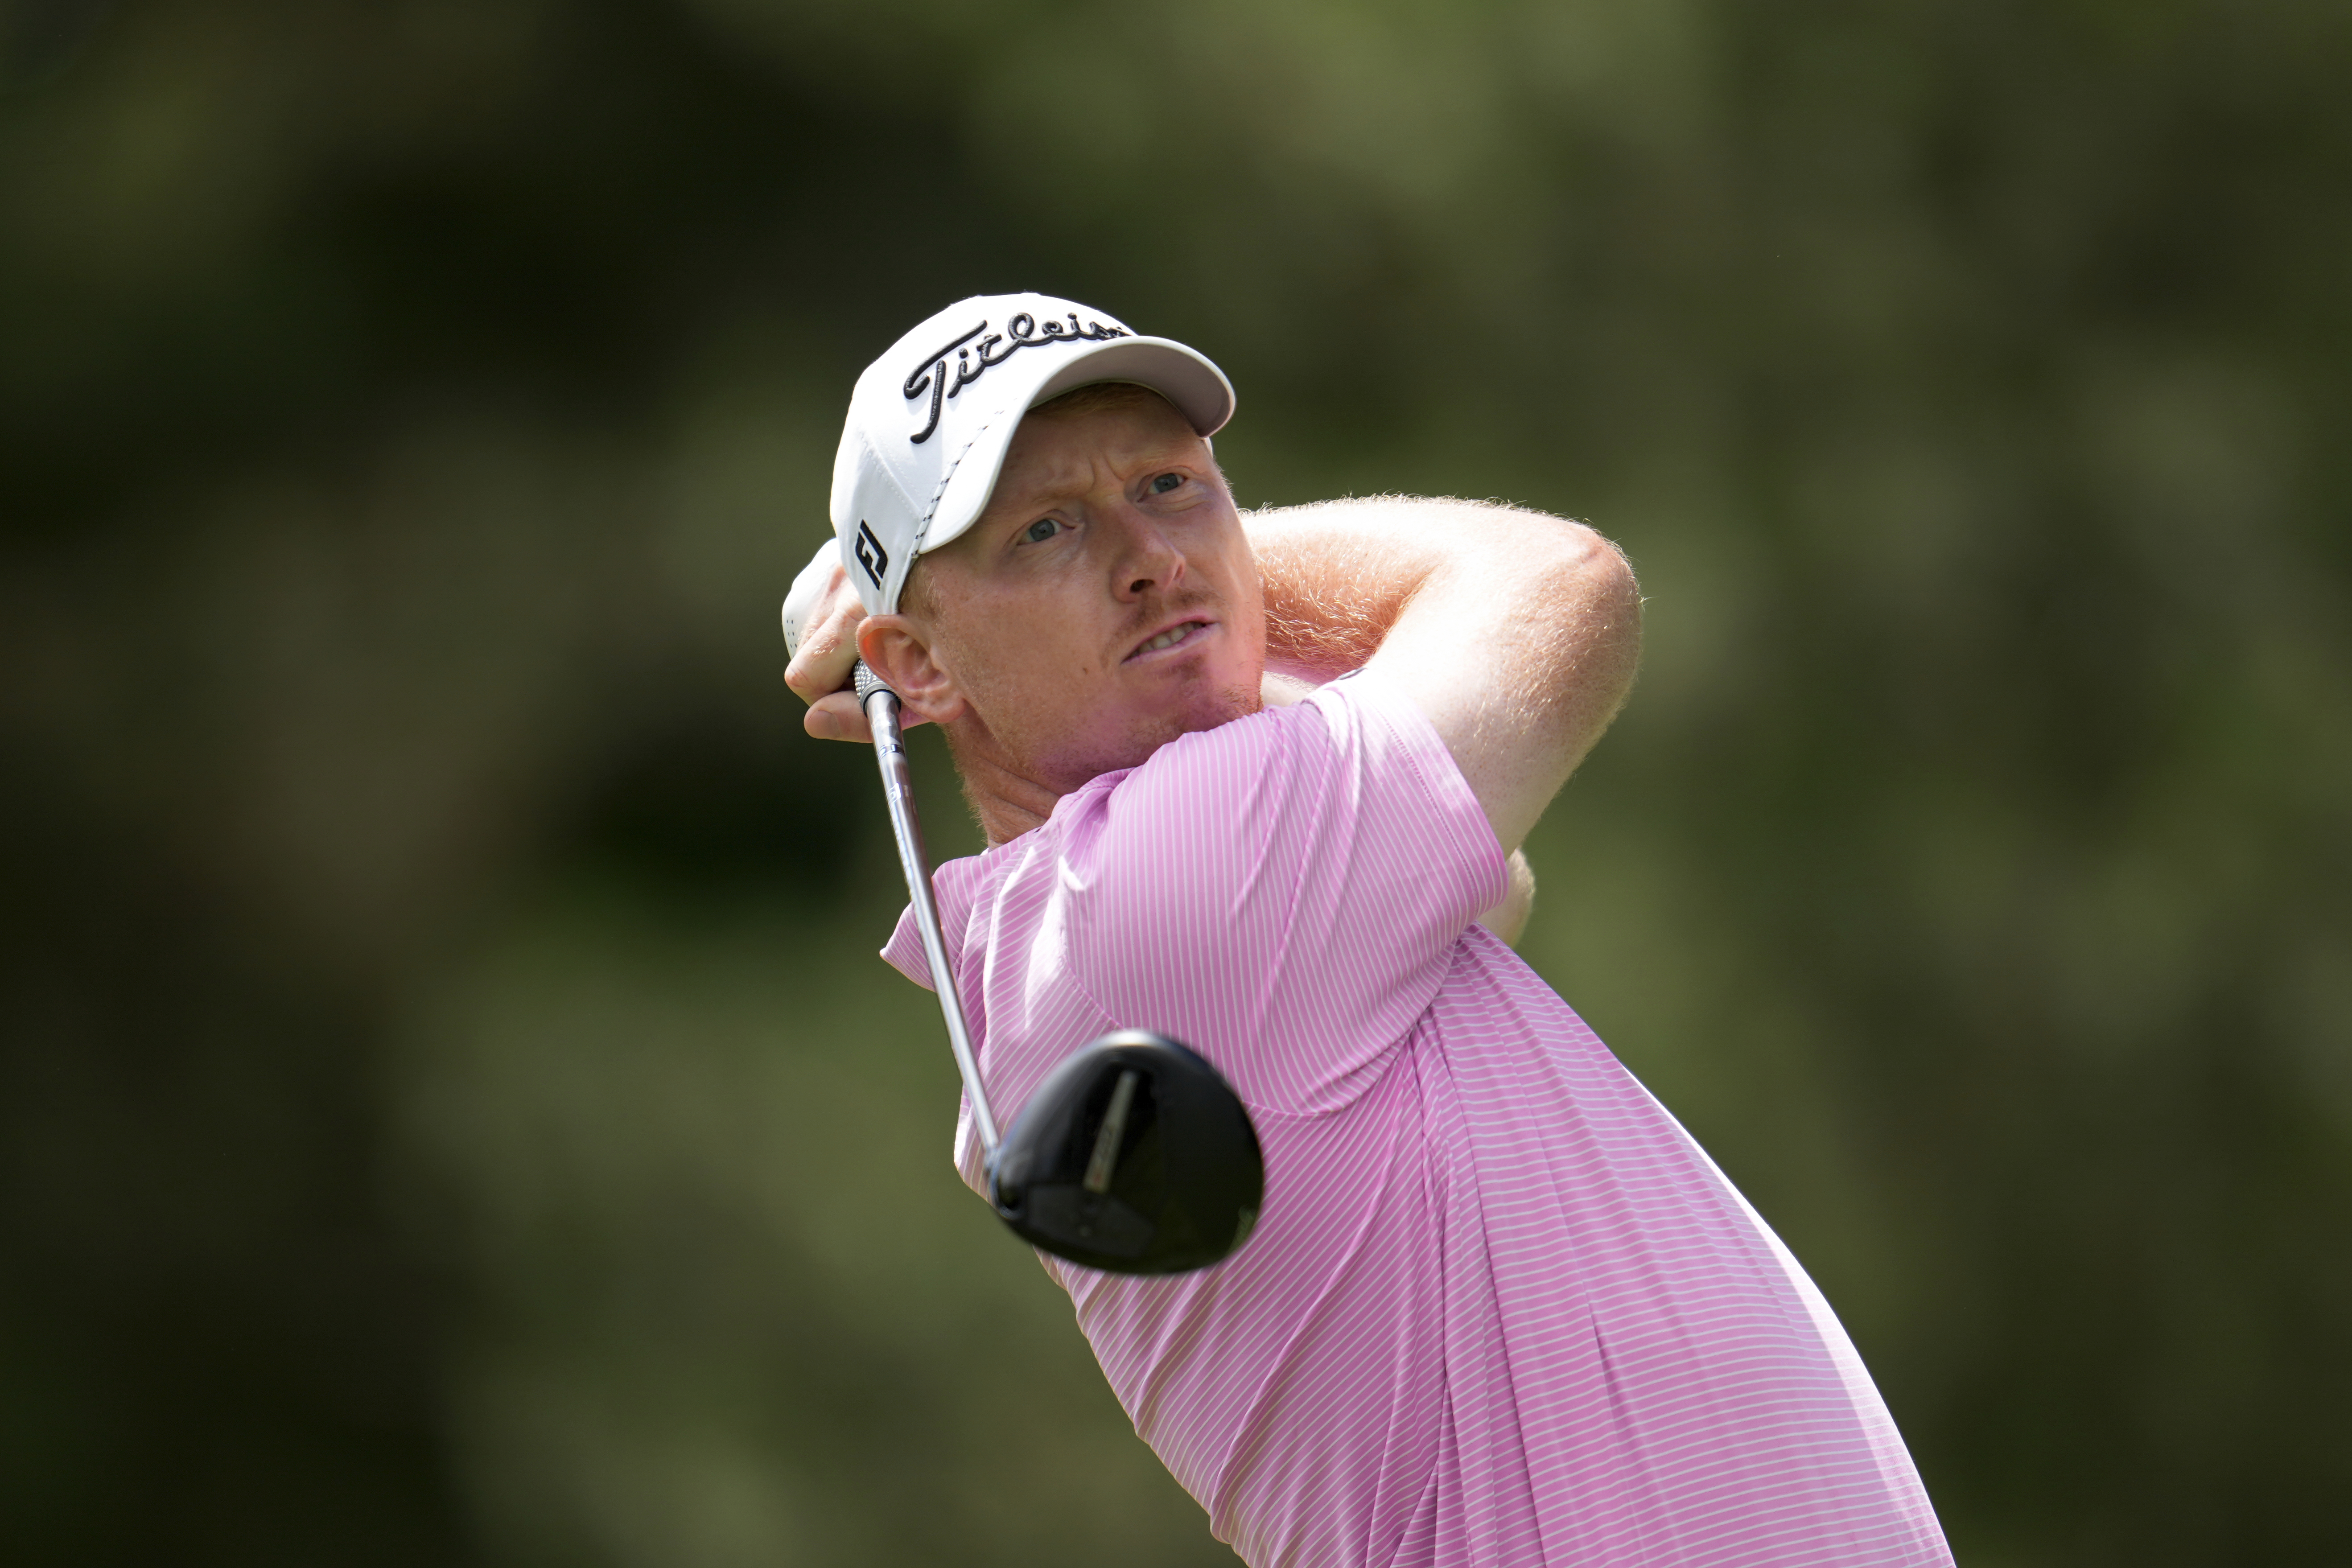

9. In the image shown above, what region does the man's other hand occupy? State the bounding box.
[781,546,889,744]
[1477,849,1537,947]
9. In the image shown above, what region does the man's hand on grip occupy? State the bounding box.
[781,543,879,744]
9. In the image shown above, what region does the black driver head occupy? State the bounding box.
[988,1029,1263,1276]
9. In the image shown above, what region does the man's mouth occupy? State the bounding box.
[1126,619,1210,662]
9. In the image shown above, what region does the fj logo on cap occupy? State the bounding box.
[901,312,1130,444]
[855,520,890,589]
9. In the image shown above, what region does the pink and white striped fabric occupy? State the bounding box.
[883,671,1952,1568]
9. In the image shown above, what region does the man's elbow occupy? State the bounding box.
[1588,534,1644,685]
[1540,521,1643,668]
[1522,522,1643,746]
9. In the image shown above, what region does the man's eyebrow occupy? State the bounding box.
[990,474,1079,515]
[987,436,1204,518]
[978,483,1080,536]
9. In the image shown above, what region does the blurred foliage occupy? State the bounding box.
[3,0,2348,1564]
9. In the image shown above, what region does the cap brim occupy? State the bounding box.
[919,336,1236,559]
[1027,338,1233,439]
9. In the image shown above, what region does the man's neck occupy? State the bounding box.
[953,745,1064,846]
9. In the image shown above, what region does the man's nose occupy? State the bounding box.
[1108,505,1185,601]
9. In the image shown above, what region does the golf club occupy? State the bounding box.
[854,660,1264,1275]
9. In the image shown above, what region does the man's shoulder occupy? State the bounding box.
[946,672,1454,925]
[1061,694,1299,817]
[1113,671,1450,815]
[1096,672,1387,795]
[1023,672,1460,865]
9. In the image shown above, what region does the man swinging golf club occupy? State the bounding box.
[782,293,1953,1567]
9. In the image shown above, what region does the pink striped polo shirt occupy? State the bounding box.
[884,671,1951,1568]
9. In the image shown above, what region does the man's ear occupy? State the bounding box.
[857,615,967,727]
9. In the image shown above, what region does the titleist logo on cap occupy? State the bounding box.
[901,311,1130,444]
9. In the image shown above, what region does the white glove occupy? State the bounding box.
[780,537,839,657]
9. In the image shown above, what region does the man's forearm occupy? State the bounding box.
[1244,495,1631,677]
[1244,499,1441,680]
[1242,494,1642,854]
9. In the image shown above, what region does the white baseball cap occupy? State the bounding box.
[824,292,1235,617]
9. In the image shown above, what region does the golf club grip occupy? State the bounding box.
[861,666,1003,1154]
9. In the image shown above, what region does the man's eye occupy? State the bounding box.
[1150,473,1183,494]
[1023,517,1061,543]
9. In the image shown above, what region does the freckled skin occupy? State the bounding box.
[856,394,1269,839]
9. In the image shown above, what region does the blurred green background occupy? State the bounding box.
[3,0,2347,1563]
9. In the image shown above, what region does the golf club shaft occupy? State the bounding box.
[856,661,1003,1154]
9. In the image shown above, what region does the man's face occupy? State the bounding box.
[895,389,1266,794]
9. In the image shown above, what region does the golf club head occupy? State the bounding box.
[989,1030,1263,1276]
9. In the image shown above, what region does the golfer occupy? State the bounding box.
[784,294,1952,1567]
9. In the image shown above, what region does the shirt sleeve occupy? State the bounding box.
[1057,669,1509,1116]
